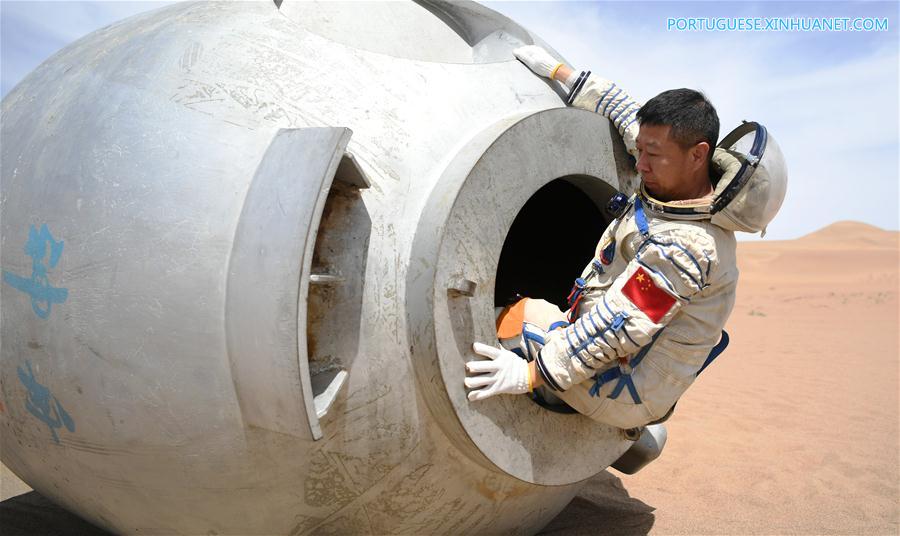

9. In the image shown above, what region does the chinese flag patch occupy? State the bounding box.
[621,267,677,323]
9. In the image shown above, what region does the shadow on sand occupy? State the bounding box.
[1,470,653,535]
[539,471,656,536]
[0,491,112,536]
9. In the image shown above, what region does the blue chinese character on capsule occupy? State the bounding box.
[17,360,75,444]
[2,224,69,319]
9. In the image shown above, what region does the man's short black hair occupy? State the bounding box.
[637,88,720,161]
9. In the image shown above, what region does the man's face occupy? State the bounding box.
[635,124,704,201]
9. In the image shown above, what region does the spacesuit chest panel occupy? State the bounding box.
[576,205,640,315]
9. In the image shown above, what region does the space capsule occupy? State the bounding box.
[0,1,643,533]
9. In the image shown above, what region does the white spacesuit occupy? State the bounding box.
[467,46,787,430]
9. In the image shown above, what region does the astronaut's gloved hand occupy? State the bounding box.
[465,342,532,401]
[513,45,563,79]
[513,45,580,88]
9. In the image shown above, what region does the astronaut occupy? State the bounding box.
[464,46,787,430]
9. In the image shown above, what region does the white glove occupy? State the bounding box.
[465,342,532,401]
[513,45,561,80]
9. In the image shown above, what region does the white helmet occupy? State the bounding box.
[637,121,788,236]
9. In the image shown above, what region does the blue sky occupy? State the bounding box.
[2,1,897,240]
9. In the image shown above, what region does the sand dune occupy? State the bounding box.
[2,221,898,534]
[795,220,898,247]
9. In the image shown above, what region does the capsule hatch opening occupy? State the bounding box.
[494,176,617,412]
[494,177,615,310]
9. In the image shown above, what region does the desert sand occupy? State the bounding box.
[2,221,898,535]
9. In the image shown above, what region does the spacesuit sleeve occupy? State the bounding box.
[533,227,717,392]
[566,73,641,160]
